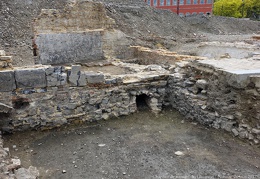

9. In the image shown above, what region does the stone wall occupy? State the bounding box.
[33,0,132,64]
[33,1,115,34]
[167,61,260,145]
[0,63,168,132]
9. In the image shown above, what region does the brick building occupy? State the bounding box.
[144,0,213,16]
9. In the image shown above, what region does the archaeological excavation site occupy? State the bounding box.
[0,0,260,178]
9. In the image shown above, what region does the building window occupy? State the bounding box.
[147,0,151,5]
[160,0,164,6]
[166,0,170,6]
[173,0,177,5]
[207,0,212,4]
[186,0,191,4]
[193,0,197,4]
[154,0,157,6]
[180,0,184,5]
[179,13,184,17]
[192,12,197,15]
[200,0,204,4]
[186,12,191,16]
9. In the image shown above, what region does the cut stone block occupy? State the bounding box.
[15,68,46,88]
[85,72,104,84]
[46,66,67,87]
[0,50,5,56]
[225,70,260,89]
[0,70,16,92]
[35,32,104,65]
[0,56,12,62]
[68,65,86,86]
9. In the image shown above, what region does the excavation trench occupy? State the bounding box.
[3,108,260,179]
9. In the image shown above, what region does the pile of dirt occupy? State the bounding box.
[104,4,194,49]
[183,15,260,35]
[0,0,260,66]
[0,0,69,66]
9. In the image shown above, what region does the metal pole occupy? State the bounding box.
[177,0,180,15]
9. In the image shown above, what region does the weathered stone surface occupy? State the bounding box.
[196,79,208,90]
[0,50,6,56]
[15,68,46,88]
[0,102,13,113]
[252,128,260,134]
[68,65,86,86]
[0,70,16,92]
[85,72,104,84]
[46,66,67,87]
[34,1,115,34]
[232,128,239,136]
[15,166,39,179]
[35,32,104,65]
[250,75,260,88]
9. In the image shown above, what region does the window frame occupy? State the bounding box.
[154,0,157,6]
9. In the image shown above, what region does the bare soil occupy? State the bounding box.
[3,109,260,179]
[1,0,260,66]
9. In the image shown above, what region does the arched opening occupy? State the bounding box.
[136,94,150,110]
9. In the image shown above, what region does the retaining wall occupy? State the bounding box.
[167,61,260,145]
[0,64,168,132]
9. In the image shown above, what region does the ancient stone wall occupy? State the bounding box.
[33,0,132,64]
[0,63,167,132]
[167,61,260,145]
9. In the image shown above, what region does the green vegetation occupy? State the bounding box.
[213,0,260,18]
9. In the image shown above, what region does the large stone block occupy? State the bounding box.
[68,65,86,86]
[85,72,104,84]
[226,70,260,89]
[15,68,46,88]
[46,66,67,87]
[35,31,104,65]
[0,70,16,92]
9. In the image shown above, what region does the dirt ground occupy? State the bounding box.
[3,108,260,179]
[1,0,259,66]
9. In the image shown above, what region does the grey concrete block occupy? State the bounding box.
[15,68,46,88]
[35,32,104,65]
[0,70,16,92]
[85,72,104,84]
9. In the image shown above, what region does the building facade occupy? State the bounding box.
[144,0,213,16]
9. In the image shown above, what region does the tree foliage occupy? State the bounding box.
[213,0,260,18]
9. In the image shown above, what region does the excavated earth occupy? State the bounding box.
[1,0,259,66]
[3,109,260,179]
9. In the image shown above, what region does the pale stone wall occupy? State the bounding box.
[33,0,132,64]
[33,1,115,34]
